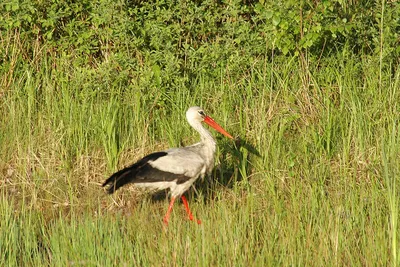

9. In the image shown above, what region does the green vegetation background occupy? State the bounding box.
[1,0,399,265]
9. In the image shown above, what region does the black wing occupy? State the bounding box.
[102,151,190,194]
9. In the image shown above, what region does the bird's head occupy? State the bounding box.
[186,106,233,139]
[186,106,206,123]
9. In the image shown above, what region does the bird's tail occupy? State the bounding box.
[102,165,139,194]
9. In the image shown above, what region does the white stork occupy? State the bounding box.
[102,106,233,225]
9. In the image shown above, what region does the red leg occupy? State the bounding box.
[163,197,176,225]
[181,196,201,224]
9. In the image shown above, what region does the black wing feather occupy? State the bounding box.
[102,151,167,194]
[134,164,190,185]
[102,151,190,194]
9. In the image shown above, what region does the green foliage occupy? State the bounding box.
[1,0,398,117]
[1,0,399,63]
[254,0,400,56]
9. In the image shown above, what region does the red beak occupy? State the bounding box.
[203,116,234,139]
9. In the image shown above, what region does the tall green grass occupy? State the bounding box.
[1,28,399,267]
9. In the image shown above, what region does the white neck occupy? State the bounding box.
[195,122,216,146]
[190,121,217,174]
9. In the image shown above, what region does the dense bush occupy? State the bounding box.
[1,0,399,89]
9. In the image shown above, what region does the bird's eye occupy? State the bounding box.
[198,110,206,117]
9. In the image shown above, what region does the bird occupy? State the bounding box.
[102,106,234,225]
